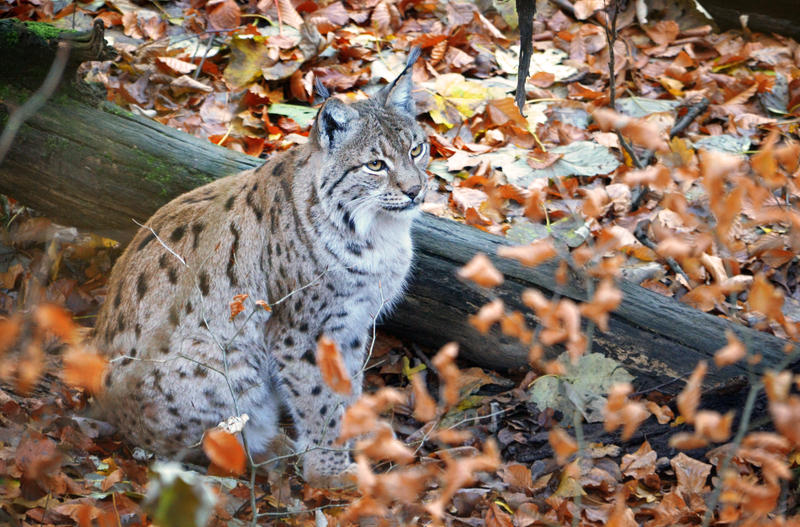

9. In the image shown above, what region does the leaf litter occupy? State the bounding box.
[2,0,800,524]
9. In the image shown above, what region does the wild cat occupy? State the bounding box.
[92,49,428,486]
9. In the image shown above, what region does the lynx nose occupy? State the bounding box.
[403,185,422,200]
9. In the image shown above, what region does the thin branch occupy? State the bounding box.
[0,43,71,164]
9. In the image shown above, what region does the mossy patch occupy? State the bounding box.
[22,21,69,40]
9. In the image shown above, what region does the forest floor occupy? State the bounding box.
[1,0,800,525]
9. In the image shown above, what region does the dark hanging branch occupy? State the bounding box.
[514,0,536,114]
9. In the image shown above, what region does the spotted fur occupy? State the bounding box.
[93,54,428,486]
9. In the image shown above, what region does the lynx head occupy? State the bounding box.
[310,48,429,238]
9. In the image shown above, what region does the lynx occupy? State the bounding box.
[92,49,428,487]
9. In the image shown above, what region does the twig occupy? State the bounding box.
[132,219,187,267]
[0,43,70,164]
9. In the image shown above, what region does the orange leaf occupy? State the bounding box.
[207,0,241,30]
[668,432,709,450]
[229,293,249,320]
[469,299,504,334]
[458,252,504,288]
[497,239,557,267]
[432,342,460,407]
[410,372,437,422]
[694,410,733,442]
[316,336,351,395]
[62,348,108,395]
[548,427,577,464]
[764,370,792,402]
[749,273,785,323]
[644,20,680,45]
[356,423,414,464]
[714,330,746,367]
[676,361,706,424]
[500,310,532,344]
[203,428,246,475]
[579,279,622,332]
[34,304,78,344]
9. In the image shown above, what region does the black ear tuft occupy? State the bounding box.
[379,46,421,117]
[314,98,357,150]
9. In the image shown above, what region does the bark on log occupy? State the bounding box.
[698,0,800,41]
[0,20,797,404]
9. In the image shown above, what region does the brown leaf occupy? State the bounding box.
[500,310,532,344]
[356,423,414,464]
[208,0,241,30]
[485,502,514,527]
[35,304,78,344]
[497,239,557,268]
[15,430,62,500]
[62,348,107,395]
[714,330,746,367]
[498,462,532,491]
[764,370,792,402]
[620,441,657,480]
[458,252,504,288]
[229,293,249,320]
[274,0,305,28]
[548,427,577,464]
[203,428,246,475]
[749,273,785,323]
[676,361,706,424]
[669,432,709,450]
[579,279,622,331]
[694,410,733,442]
[645,401,674,424]
[469,299,504,334]
[316,336,352,395]
[644,20,680,46]
[121,12,143,39]
[670,452,711,494]
[340,388,405,441]
[410,372,437,422]
[432,342,460,407]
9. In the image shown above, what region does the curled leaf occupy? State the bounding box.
[458,252,504,288]
[317,336,351,395]
[203,428,246,475]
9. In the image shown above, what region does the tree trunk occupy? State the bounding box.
[0,19,796,403]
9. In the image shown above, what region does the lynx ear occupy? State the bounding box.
[379,47,421,117]
[314,98,357,150]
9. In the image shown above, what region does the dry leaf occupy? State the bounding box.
[498,239,557,268]
[458,252,504,288]
[411,372,437,422]
[317,336,351,395]
[549,427,578,464]
[203,428,246,475]
[469,299,504,334]
[714,330,746,367]
[432,342,460,407]
[62,348,107,395]
[676,361,706,424]
[229,293,249,320]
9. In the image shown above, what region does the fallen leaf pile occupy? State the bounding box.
[2,0,800,524]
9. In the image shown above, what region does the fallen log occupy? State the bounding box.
[0,20,796,404]
[698,0,800,41]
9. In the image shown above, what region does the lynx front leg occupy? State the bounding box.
[272,333,362,487]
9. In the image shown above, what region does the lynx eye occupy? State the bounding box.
[410,143,424,157]
[365,160,387,172]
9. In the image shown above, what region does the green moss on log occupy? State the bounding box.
[22,21,70,40]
